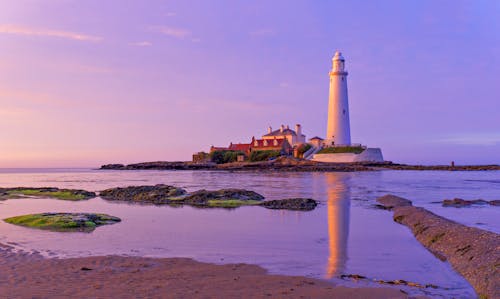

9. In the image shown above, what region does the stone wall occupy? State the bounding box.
[312,148,383,163]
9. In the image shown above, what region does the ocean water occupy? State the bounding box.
[0,168,498,298]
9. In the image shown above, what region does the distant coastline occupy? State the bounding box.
[99,157,500,172]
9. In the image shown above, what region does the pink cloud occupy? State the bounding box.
[0,24,102,42]
[150,25,192,39]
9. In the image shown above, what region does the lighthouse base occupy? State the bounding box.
[312,148,384,163]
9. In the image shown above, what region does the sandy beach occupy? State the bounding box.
[0,244,408,299]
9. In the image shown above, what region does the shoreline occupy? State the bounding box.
[0,244,407,299]
[99,158,500,172]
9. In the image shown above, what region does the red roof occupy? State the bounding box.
[228,143,251,152]
[210,146,228,152]
[251,138,286,148]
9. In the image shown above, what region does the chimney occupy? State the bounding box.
[280,124,284,133]
[286,125,289,129]
[295,124,302,136]
[268,126,272,134]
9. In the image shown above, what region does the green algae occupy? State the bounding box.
[206,199,261,208]
[4,213,121,232]
[1,188,96,201]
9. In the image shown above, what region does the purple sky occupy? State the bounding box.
[0,1,499,167]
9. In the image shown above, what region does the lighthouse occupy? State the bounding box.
[326,51,351,146]
[312,51,384,162]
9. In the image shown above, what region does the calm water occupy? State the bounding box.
[0,169,499,298]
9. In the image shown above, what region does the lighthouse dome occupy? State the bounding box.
[333,51,345,61]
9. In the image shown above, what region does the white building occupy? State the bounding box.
[262,124,306,147]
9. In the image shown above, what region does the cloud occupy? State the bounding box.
[0,24,102,42]
[249,29,276,37]
[150,25,191,39]
[149,25,200,42]
[129,41,152,47]
[436,133,500,146]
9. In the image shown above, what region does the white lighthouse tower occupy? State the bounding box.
[326,51,351,146]
[312,51,384,162]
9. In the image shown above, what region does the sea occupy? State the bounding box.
[0,168,498,298]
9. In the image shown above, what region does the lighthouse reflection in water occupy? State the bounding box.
[324,173,350,278]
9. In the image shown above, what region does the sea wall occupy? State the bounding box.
[376,195,500,299]
[312,148,384,163]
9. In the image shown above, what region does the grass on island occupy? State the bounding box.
[207,199,262,208]
[4,213,121,232]
[317,146,365,155]
[5,189,91,201]
[167,196,187,201]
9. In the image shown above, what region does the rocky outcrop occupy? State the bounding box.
[100,159,375,172]
[0,187,96,201]
[441,198,500,207]
[259,198,317,211]
[375,195,412,210]
[100,162,217,170]
[182,189,265,205]
[100,185,187,204]
[377,195,500,299]
[99,185,317,211]
[378,164,500,171]
[3,213,121,232]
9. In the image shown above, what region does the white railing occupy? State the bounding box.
[304,145,323,160]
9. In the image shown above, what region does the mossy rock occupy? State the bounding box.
[100,184,187,204]
[259,198,318,211]
[206,199,262,208]
[0,187,96,201]
[4,213,121,232]
[99,185,317,211]
[183,189,265,206]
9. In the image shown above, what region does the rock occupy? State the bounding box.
[100,164,125,170]
[0,187,96,201]
[100,185,187,204]
[377,195,500,299]
[3,213,121,232]
[489,200,500,206]
[259,198,317,211]
[376,195,413,210]
[443,198,488,208]
[442,198,495,207]
[100,185,317,211]
[182,189,265,205]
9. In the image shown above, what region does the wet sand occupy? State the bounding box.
[0,244,407,299]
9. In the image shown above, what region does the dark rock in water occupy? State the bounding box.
[259,198,317,211]
[442,198,497,207]
[100,184,187,204]
[376,195,413,210]
[183,189,265,205]
[99,185,317,211]
[100,164,126,170]
[489,200,500,206]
